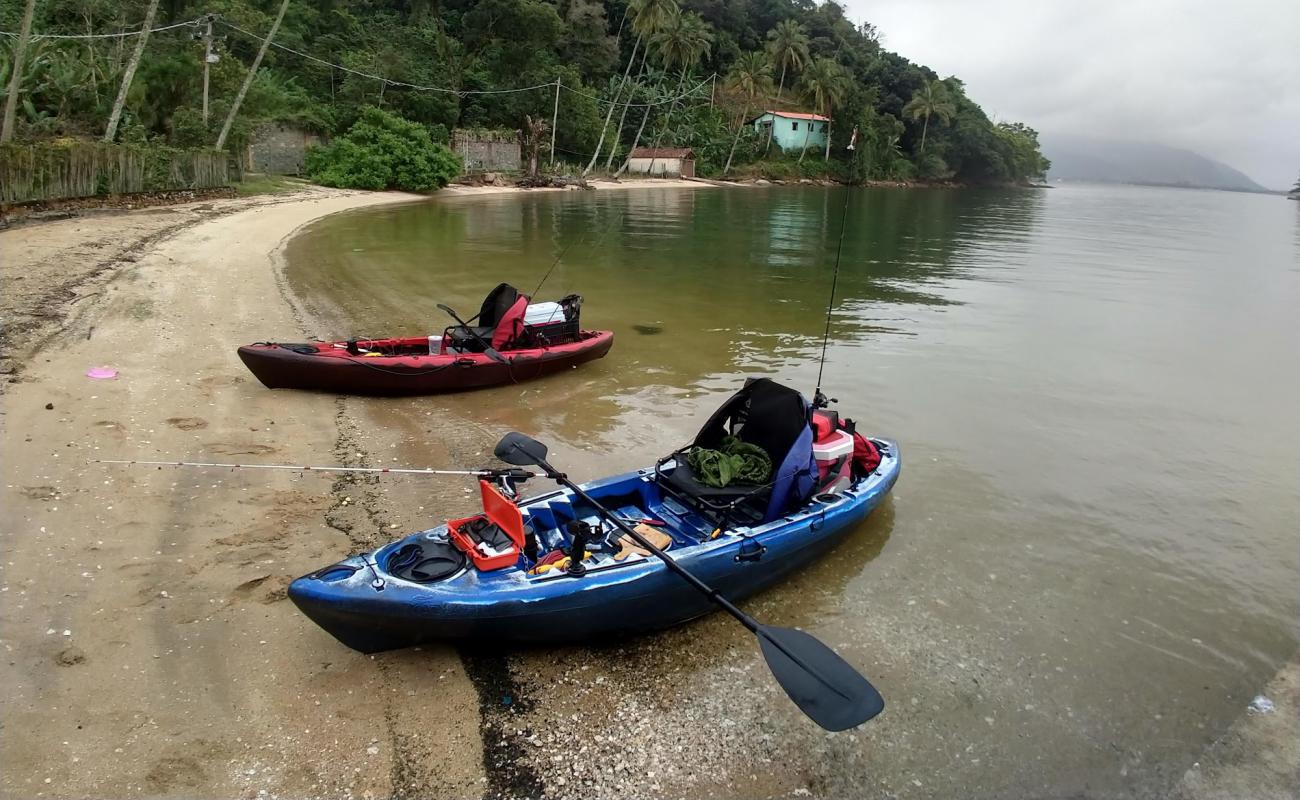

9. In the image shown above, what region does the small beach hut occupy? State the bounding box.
[625,148,696,178]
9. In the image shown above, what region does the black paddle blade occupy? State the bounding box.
[757,625,884,731]
[494,432,549,467]
[484,347,509,364]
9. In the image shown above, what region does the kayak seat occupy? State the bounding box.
[661,459,773,525]
[444,283,530,353]
[447,325,496,353]
[655,378,817,527]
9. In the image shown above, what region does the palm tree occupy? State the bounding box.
[1,0,36,142]
[585,0,679,174]
[902,79,956,158]
[722,52,772,175]
[613,76,664,176]
[796,58,849,164]
[639,11,712,175]
[104,0,160,142]
[766,20,809,103]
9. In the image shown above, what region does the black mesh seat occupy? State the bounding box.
[444,283,522,353]
[656,378,816,526]
[447,325,495,352]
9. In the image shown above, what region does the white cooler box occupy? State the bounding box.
[812,430,855,494]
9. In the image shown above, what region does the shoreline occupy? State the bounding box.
[2,183,1293,800]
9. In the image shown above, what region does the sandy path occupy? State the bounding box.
[0,189,487,799]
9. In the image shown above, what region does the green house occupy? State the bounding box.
[750,110,830,152]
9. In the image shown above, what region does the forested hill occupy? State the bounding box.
[1042,134,1269,193]
[0,0,1050,184]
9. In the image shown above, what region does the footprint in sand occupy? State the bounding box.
[204,442,276,456]
[196,375,244,393]
[231,574,293,604]
[144,755,208,794]
[56,646,87,666]
[166,417,208,431]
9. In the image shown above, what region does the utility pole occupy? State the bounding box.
[1,0,38,143]
[200,14,216,125]
[216,0,290,151]
[549,79,560,168]
[103,0,160,142]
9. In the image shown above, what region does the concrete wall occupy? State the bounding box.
[625,157,693,178]
[451,131,521,173]
[753,114,828,152]
[246,124,323,175]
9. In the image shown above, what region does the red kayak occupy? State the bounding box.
[238,284,613,396]
[237,331,613,396]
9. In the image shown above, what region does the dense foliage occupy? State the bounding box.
[305,106,459,190]
[0,0,1050,184]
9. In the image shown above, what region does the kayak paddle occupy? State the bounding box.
[493,431,885,731]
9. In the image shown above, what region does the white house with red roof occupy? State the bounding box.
[749,110,830,152]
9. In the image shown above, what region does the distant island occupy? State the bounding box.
[1040,134,1271,194]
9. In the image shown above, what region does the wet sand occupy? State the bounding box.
[0,187,490,798]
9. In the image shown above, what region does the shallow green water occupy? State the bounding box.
[285,184,1299,797]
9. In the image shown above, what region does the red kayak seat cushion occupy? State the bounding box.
[491,296,529,351]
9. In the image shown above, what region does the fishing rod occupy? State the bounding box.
[95,459,540,479]
[531,237,577,298]
[531,207,628,298]
[812,127,858,410]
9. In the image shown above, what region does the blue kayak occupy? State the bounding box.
[289,379,901,653]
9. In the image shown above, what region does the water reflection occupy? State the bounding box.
[291,188,1039,387]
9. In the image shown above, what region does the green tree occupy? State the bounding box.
[797,57,848,164]
[639,11,712,173]
[1291,172,1300,198]
[584,0,679,174]
[996,121,1050,181]
[306,106,460,191]
[766,19,809,104]
[722,51,772,175]
[902,78,955,157]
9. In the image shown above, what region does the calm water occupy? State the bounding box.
[286,184,1299,797]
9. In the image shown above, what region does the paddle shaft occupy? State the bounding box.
[537,458,758,634]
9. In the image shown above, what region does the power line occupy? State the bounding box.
[219,19,714,107]
[0,17,203,40]
[0,16,716,108]
[219,20,551,96]
[562,77,714,108]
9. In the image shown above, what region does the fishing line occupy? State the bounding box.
[814,185,853,403]
[531,207,627,316]
[531,238,578,298]
[96,459,540,478]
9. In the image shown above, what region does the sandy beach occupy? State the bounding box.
[0,186,492,798]
[2,180,1294,800]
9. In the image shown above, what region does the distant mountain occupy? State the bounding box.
[1041,134,1270,193]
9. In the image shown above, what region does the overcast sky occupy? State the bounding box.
[845,0,1299,189]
